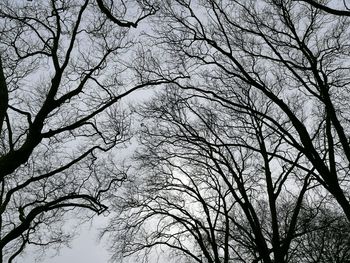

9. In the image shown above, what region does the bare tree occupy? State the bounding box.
[0,0,176,261]
[140,0,350,221]
[102,0,350,261]
[103,88,328,263]
[290,203,350,263]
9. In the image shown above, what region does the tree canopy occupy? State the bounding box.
[1,0,350,263]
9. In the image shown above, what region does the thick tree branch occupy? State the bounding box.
[294,0,350,16]
[0,56,8,134]
[96,0,157,28]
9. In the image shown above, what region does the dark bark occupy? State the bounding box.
[0,57,8,134]
[295,0,350,16]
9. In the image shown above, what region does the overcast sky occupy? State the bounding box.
[16,87,156,263]
[22,216,111,263]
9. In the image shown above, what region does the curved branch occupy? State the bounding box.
[96,0,157,28]
[294,0,350,16]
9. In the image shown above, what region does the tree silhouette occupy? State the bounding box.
[142,0,350,221]
[104,88,328,263]
[104,0,350,262]
[0,0,174,261]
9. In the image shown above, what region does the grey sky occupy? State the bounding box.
[23,218,111,263]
